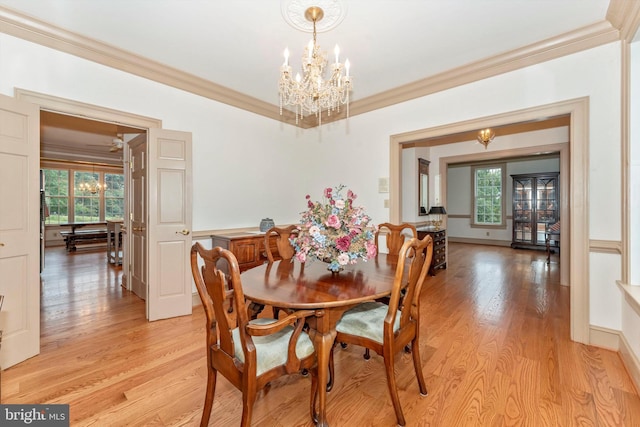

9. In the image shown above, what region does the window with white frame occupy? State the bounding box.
[42,165,124,224]
[471,164,505,227]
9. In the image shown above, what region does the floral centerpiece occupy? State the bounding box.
[290,184,377,272]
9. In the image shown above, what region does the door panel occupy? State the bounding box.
[0,94,40,368]
[129,135,147,300]
[147,128,192,321]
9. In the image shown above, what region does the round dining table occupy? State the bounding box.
[241,254,401,427]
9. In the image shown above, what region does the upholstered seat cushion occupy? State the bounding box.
[232,318,315,376]
[336,302,401,344]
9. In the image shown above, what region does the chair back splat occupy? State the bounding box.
[375,222,417,256]
[190,242,318,427]
[264,225,298,263]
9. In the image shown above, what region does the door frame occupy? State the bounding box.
[15,89,161,289]
[389,97,589,344]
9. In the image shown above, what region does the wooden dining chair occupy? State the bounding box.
[264,225,299,318]
[358,222,417,359]
[190,242,318,427]
[264,225,298,263]
[375,222,417,256]
[329,235,433,426]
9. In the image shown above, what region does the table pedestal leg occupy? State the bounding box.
[308,326,336,427]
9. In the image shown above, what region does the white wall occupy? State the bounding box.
[0,33,632,353]
[623,38,640,370]
[631,41,640,286]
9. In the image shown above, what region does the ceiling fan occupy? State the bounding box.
[109,135,124,152]
[87,134,124,152]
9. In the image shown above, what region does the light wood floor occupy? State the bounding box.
[3,244,640,426]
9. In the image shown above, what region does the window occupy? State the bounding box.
[42,165,124,224]
[74,171,101,223]
[43,169,69,225]
[472,164,505,227]
[105,173,125,220]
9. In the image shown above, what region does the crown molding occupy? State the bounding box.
[607,0,640,42]
[0,6,282,122]
[0,5,635,128]
[349,21,619,118]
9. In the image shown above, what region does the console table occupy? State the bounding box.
[211,232,281,272]
[417,227,447,275]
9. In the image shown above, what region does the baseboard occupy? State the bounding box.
[589,325,640,394]
[619,332,640,394]
[192,292,201,307]
[589,325,620,351]
[447,237,512,247]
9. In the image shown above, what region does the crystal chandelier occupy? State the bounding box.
[477,128,496,149]
[279,5,352,125]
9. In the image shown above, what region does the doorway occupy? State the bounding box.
[19,89,160,319]
[389,97,590,344]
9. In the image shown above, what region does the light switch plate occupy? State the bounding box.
[378,177,389,193]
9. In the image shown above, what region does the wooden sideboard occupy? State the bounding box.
[211,232,281,272]
[416,227,447,275]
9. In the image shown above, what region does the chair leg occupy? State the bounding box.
[363,348,371,360]
[384,353,406,426]
[240,387,257,427]
[327,341,336,392]
[200,368,217,427]
[310,366,319,424]
[411,337,428,396]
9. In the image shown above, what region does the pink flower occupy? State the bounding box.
[336,236,351,251]
[347,189,356,200]
[366,241,377,259]
[296,251,307,263]
[326,214,341,229]
[309,225,320,235]
[308,200,314,208]
[334,199,345,209]
[338,253,350,265]
[324,187,332,198]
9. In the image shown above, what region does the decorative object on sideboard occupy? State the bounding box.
[477,128,495,149]
[428,206,447,231]
[279,1,352,125]
[259,218,275,232]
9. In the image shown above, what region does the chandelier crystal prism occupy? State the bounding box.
[279,6,352,125]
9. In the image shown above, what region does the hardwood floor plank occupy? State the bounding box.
[2,245,639,426]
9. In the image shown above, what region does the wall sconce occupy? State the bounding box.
[477,128,495,149]
[428,206,447,230]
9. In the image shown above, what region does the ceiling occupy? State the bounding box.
[0,0,632,163]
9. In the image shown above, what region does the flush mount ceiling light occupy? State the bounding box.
[477,128,496,149]
[279,0,352,125]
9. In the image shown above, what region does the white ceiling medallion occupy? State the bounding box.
[281,0,347,33]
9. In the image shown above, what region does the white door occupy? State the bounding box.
[147,128,192,321]
[0,94,40,368]
[129,135,147,300]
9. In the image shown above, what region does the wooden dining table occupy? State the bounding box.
[241,254,401,427]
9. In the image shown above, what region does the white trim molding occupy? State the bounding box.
[390,97,589,344]
[0,6,633,128]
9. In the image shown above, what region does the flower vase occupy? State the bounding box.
[324,259,343,273]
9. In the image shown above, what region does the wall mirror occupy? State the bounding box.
[418,158,430,216]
